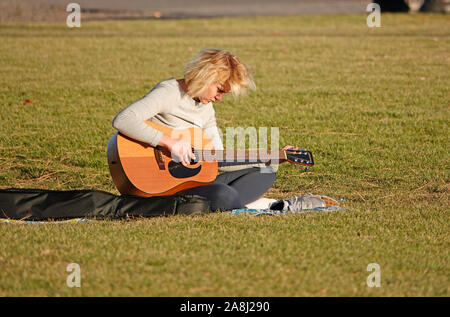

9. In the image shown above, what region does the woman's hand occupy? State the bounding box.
[282,145,299,151]
[158,134,195,166]
[171,139,196,166]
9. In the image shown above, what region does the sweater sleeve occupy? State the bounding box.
[112,82,175,147]
[204,125,224,151]
[203,106,224,151]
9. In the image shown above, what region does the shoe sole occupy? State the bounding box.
[319,196,340,207]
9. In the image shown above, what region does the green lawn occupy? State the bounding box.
[0,14,448,296]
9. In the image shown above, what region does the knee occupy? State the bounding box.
[253,166,276,185]
[208,184,242,211]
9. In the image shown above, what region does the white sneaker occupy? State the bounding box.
[245,198,277,210]
[269,193,339,211]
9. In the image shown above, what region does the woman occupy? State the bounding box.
[112,48,292,211]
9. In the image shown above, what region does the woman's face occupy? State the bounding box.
[198,82,229,104]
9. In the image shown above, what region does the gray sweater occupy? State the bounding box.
[112,78,224,151]
[112,78,269,172]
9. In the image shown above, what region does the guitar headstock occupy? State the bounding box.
[284,149,314,167]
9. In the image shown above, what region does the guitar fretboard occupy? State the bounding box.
[192,149,287,167]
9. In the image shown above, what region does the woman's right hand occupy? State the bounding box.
[158,134,195,166]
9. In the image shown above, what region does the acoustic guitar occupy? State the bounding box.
[107,121,314,197]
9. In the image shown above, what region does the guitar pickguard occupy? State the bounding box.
[168,161,202,179]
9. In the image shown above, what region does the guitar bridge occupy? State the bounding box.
[154,147,165,170]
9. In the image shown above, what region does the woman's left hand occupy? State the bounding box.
[282,145,299,151]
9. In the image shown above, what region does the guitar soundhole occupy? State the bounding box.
[168,161,202,179]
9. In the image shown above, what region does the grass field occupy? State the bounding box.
[0,13,449,296]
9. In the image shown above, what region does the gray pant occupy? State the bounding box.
[176,166,276,211]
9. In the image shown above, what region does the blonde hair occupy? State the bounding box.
[182,48,256,98]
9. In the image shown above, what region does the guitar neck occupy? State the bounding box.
[193,149,287,167]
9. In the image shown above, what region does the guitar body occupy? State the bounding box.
[107,121,218,197]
